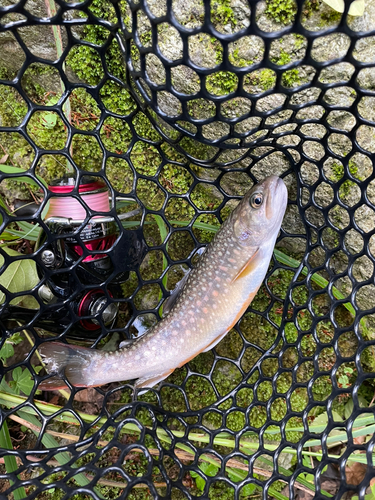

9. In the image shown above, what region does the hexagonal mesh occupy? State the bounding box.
[0,0,375,498]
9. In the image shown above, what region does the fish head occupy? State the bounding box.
[233,176,288,247]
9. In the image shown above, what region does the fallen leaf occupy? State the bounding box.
[48,395,60,406]
[0,154,9,164]
[345,461,367,486]
[353,435,366,445]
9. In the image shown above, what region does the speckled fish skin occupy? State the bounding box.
[39,175,287,391]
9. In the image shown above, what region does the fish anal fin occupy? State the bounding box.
[38,376,96,391]
[134,369,174,391]
[38,376,69,391]
[231,247,261,283]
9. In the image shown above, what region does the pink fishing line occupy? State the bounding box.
[46,188,110,219]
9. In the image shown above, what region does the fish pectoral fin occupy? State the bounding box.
[134,369,175,392]
[118,339,136,349]
[231,247,261,283]
[162,271,190,316]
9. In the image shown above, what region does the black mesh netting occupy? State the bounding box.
[0,0,375,498]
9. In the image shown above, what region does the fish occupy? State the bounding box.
[39,175,288,392]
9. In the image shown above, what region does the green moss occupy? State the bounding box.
[328,159,363,201]
[211,0,237,28]
[186,375,217,410]
[293,33,306,49]
[21,63,59,102]
[329,162,344,183]
[99,80,137,116]
[282,68,301,88]
[67,45,105,86]
[0,85,28,127]
[273,50,292,66]
[320,7,342,26]
[228,47,253,67]
[265,0,297,25]
[246,69,276,91]
[178,137,218,162]
[206,71,238,96]
[132,112,161,142]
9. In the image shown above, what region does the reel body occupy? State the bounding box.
[4,176,145,340]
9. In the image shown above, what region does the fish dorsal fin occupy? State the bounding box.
[162,271,190,316]
[231,247,261,283]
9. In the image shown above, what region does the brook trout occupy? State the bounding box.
[39,175,287,391]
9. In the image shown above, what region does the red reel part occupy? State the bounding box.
[78,289,118,331]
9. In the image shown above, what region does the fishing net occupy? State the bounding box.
[0,0,374,498]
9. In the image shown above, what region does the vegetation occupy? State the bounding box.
[265,0,297,25]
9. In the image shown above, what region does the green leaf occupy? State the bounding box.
[9,332,23,346]
[42,112,57,129]
[190,470,207,491]
[0,378,15,394]
[321,0,365,15]
[199,462,219,477]
[46,96,59,106]
[0,247,39,305]
[190,461,220,491]
[0,342,14,363]
[11,367,33,396]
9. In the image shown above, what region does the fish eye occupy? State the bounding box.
[250,193,263,209]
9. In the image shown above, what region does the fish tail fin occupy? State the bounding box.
[38,341,96,390]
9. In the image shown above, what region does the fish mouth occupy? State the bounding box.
[265,175,288,220]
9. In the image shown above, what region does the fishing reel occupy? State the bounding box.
[3,175,146,340]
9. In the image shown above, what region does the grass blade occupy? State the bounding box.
[0,165,48,189]
[153,215,169,316]
[0,420,26,499]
